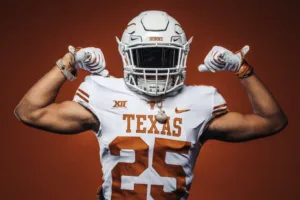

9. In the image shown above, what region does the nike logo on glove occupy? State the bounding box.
[175,107,190,114]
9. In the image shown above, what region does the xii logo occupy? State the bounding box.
[113,100,127,108]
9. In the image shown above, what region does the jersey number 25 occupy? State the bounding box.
[109,136,191,199]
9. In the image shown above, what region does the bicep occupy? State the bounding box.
[203,111,277,142]
[28,101,99,134]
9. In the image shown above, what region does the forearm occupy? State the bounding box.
[15,55,76,124]
[205,73,288,143]
[240,73,287,126]
[17,66,65,112]
[15,51,76,117]
[241,74,283,116]
[202,46,288,142]
[14,50,100,134]
[21,66,66,108]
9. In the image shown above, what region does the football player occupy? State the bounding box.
[15,11,287,200]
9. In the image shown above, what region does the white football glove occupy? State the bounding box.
[198,45,250,72]
[68,45,108,76]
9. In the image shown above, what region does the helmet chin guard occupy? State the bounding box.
[117,10,192,96]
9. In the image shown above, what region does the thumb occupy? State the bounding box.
[68,45,76,55]
[198,64,215,72]
[240,45,250,57]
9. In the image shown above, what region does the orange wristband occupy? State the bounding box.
[235,60,254,79]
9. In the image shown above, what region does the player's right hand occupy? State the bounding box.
[69,46,109,76]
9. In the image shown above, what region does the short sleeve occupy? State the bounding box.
[212,88,229,116]
[197,87,229,142]
[73,76,101,134]
[73,76,92,105]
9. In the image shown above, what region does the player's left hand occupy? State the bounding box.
[198,45,250,73]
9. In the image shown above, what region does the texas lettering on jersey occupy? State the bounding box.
[123,114,182,137]
[73,76,228,200]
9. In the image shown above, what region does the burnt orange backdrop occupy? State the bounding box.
[1,0,299,199]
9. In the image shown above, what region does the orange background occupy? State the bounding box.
[1,0,299,199]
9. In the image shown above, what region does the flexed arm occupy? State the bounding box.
[14,47,107,134]
[200,46,288,143]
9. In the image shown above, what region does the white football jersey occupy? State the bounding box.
[73,75,228,200]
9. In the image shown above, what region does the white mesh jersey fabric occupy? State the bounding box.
[73,75,227,200]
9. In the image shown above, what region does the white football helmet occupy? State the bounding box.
[116,10,193,96]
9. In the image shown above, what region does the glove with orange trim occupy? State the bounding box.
[68,45,108,76]
[198,45,253,79]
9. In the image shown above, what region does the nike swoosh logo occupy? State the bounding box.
[173,38,180,42]
[175,107,190,114]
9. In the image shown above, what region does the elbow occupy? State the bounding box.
[14,105,28,124]
[278,116,288,132]
[270,114,288,134]
[256,114,288,139]
[14,104,36,126]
